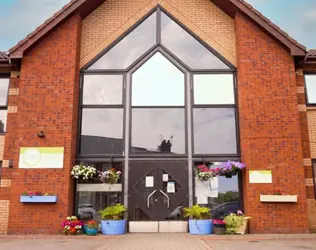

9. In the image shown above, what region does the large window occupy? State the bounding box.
[80,8,238,158]
[0,77,9,133]
[305,75,316,105]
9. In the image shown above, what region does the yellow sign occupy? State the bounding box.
[249,170,272,183]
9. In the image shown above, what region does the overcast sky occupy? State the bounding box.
[0,0,315,51]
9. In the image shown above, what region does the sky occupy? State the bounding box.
[0,0,315,52]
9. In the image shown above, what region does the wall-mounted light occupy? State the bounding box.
[9,159,13,168]
[37,131,45,138]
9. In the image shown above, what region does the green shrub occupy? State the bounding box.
[99,204,127,220]
[224,213,244,234]
[183,205,211,220]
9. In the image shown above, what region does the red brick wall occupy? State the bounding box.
[235,12,309,233]
[5,13,82,234]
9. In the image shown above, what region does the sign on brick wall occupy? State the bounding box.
[249,170,272,184]
[19,147,64,169]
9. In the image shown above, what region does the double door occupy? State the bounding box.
[128,160,188,221]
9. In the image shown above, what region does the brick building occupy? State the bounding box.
[0,0,315,234]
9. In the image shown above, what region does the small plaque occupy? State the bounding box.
[167,182,175,193]
[145,176,154,187]
[249,170,272,184]
[162,174,169,182]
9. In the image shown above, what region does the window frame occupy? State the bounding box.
[78,6,240,159]
[304,73,316,106]
[0,74,10,134]
[191,72,240,157]
[129,46,189,157]
[77,73,126,158]
[312,159,316,200]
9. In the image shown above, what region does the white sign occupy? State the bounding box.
[145,176,154,187]
[167,182,175,193]
[195,177,218,204]
[19,147,64,169]
[249,170,272,184]
[162,174,169,182]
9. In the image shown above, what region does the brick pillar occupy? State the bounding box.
[235,12,309,233]
[6,13,82,234]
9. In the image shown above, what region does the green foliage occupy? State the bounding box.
[183,205,211,220]
[99,204,127,220]
[224,213,244,234]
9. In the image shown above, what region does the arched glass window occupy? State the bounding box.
[80,8,237,158]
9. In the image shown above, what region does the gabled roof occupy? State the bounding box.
[307,50,316,60]
[9,0,307,58]
[0,51,9,62]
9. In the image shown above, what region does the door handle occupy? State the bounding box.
[147,190,157,208]
[159,190,170,208]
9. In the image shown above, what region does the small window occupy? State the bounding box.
[80,109,124,155]
[83,75,123,105]
[0,77,9,133]
[193,108,237,154]
[313,160,316,199]
[88,12,157,70]
[305,75,316,104]
[161,12,229,70]
[194,74,235,105]
[132,52,185,106]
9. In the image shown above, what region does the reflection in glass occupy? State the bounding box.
[83,75,123,105]
[305,75,316,104]
[80,109,124,155]
[0,78,9,106]
[194,162,241,219]
[0,110,7,133]
[193,108,237,154]
[132,52,185,106]
[88,12,157,70]
[161,12,229,70]
[194,74,235,104]
[131,109,185,154]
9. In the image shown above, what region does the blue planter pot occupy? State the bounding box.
[85,227,98,236]
[101,220,126,235]
[189,219,213,235]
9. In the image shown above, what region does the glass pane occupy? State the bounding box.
[0,110,7,133]
[80,109,124,155]
[0,78,9,106]
[194,162,241,219]
[306,75,316,104]
[131,109,185,154]
[194,74,235,104]
[132,52,185,106]
[83,75,123,105]
[193,108,237,154]
[161,12,229,70]
[88,12,157,70]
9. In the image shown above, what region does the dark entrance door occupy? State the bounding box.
[128,160,188,221]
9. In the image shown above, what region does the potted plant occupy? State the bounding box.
[20,191,57,203]
[61,216,84,235]
[213,219,226,235]
[71,163,97,182]
[100,168,121,184]
[99,204,127,235]
[84,220,99,236]
[183,205,212,235]
[224,210,250,235]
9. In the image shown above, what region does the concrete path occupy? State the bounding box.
[0,234,316,250]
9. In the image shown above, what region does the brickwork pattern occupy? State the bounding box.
[0,200,9,234]
[80,0,236,67]
[235,12,309,233]
[307,111,316,158]
[2,13,82,234]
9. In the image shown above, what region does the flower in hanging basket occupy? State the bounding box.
[100,169,121,184]
[218,161,246,178]
[196,164,216,181]
[71,163,97,180]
